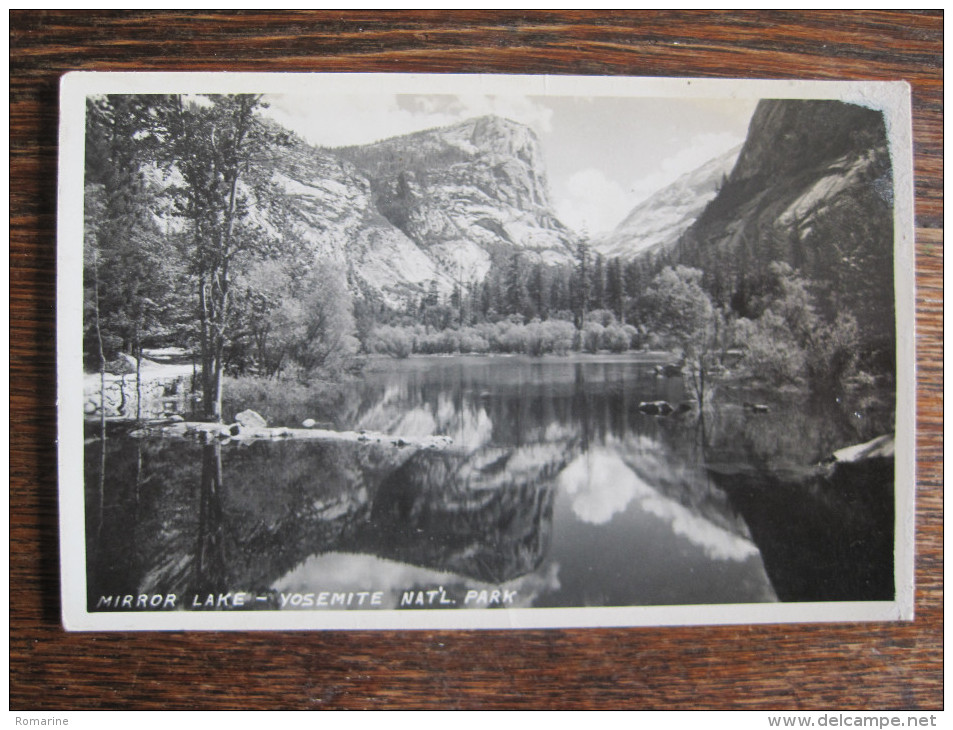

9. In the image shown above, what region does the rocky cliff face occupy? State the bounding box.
[337,116,577,277]
[269,141,443,306]
[593,145,741,261]
[266,115,576,308]
[675,99,895,347]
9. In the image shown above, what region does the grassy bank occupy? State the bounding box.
[221,375,345,429]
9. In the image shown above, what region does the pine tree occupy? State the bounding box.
[528,262,548,320]
[593,253,606,312]
[549,268,570,316]
[571,242,592,328]
[425,279,440,307]
[450,283,462,325]
[504,252,530,319]
[606,257,625,324]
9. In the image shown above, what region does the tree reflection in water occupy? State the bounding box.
[195,442,227,594]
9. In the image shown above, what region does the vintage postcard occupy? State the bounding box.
[57,73,914,630]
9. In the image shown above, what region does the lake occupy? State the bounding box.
[84,354,895,612]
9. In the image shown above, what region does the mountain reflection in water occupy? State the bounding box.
[85,355,893,610]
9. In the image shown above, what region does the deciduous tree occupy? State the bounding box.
[160,94,288,419]
[644,266,720,409]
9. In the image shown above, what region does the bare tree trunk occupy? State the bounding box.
[199,274,216,420]
[200,270,228,422]
[135,338,142,421]
[91,247,107,535]
[208,167,241,423]
[191,357,198,418]
[211,334,224,421]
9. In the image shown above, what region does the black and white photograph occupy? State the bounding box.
[57,73,914,630]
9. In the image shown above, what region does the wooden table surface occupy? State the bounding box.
[10,10,942,710]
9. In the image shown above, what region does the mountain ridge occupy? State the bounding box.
[592,145,741,261]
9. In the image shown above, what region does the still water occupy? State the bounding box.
[85,355,894,611]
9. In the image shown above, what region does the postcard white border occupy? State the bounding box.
[57,72,915,631]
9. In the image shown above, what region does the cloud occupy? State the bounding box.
[262,93,552,150]
[454,94,554,133]
[553,167,634,237]
[626,131,744,206]
[262,95,445,148]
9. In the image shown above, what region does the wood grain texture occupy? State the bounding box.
[10,10,942,710]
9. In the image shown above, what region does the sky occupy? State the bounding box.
[262,93,758,237]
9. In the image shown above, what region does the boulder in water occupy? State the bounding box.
[639,401,674,416]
